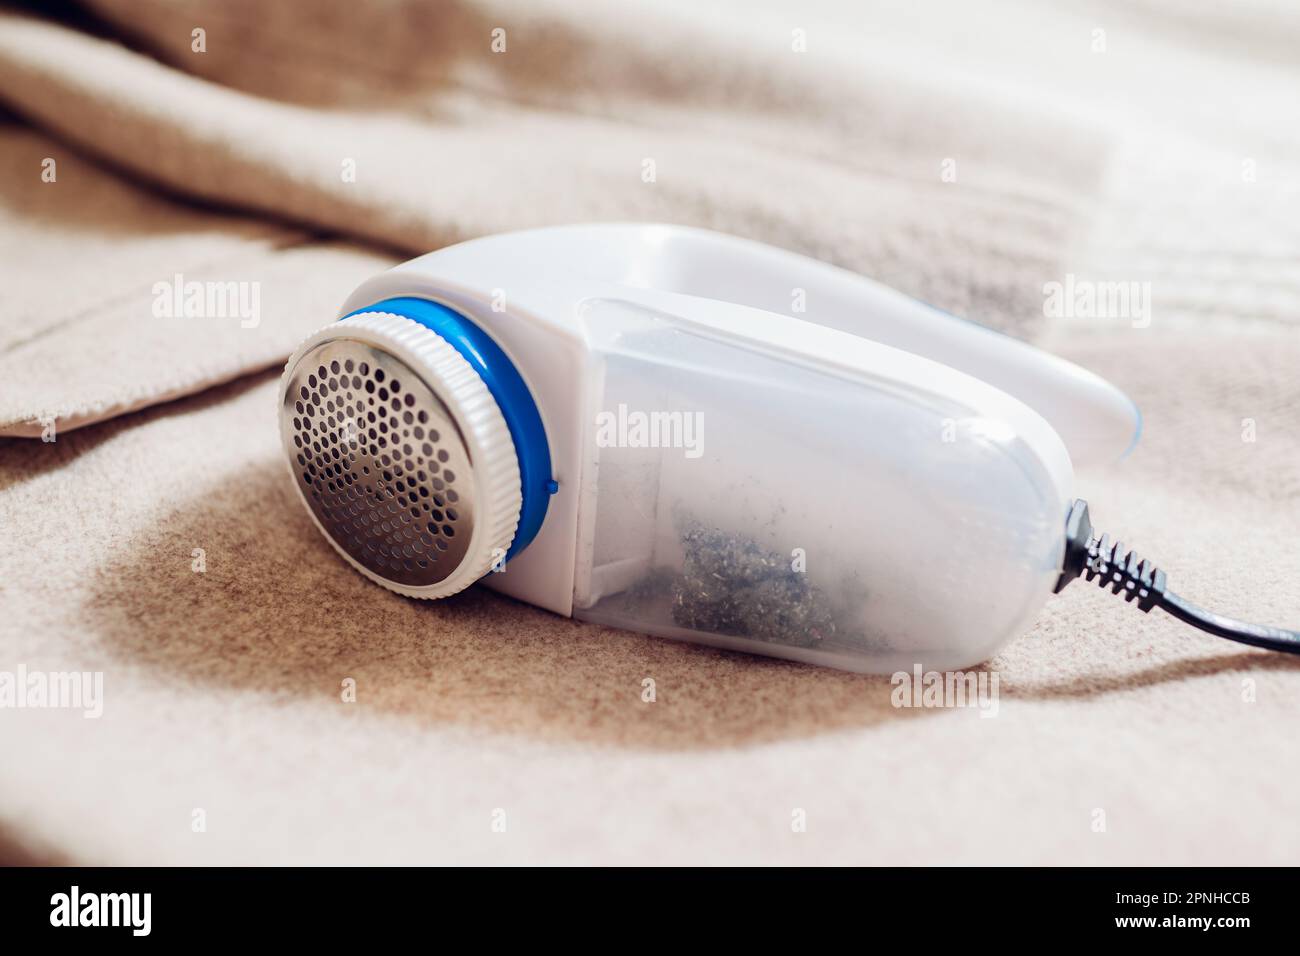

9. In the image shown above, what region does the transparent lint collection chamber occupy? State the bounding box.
[567,299,1066,673]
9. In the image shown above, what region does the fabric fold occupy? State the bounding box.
[0,4,1116,430]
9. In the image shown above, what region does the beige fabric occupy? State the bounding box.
[1,0,1299,864]
[0,126,392,435]
[0,0,1114,437]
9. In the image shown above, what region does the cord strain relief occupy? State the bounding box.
[1053,498,1167,612]
[1082,531,1166,611]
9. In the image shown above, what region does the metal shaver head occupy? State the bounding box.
[279,311,524,599]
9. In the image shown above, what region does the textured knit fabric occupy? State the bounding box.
[0,0,1298,864]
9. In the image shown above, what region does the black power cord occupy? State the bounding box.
[1054,499,1300,655]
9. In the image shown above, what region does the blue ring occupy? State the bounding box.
[343,297,554,560]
